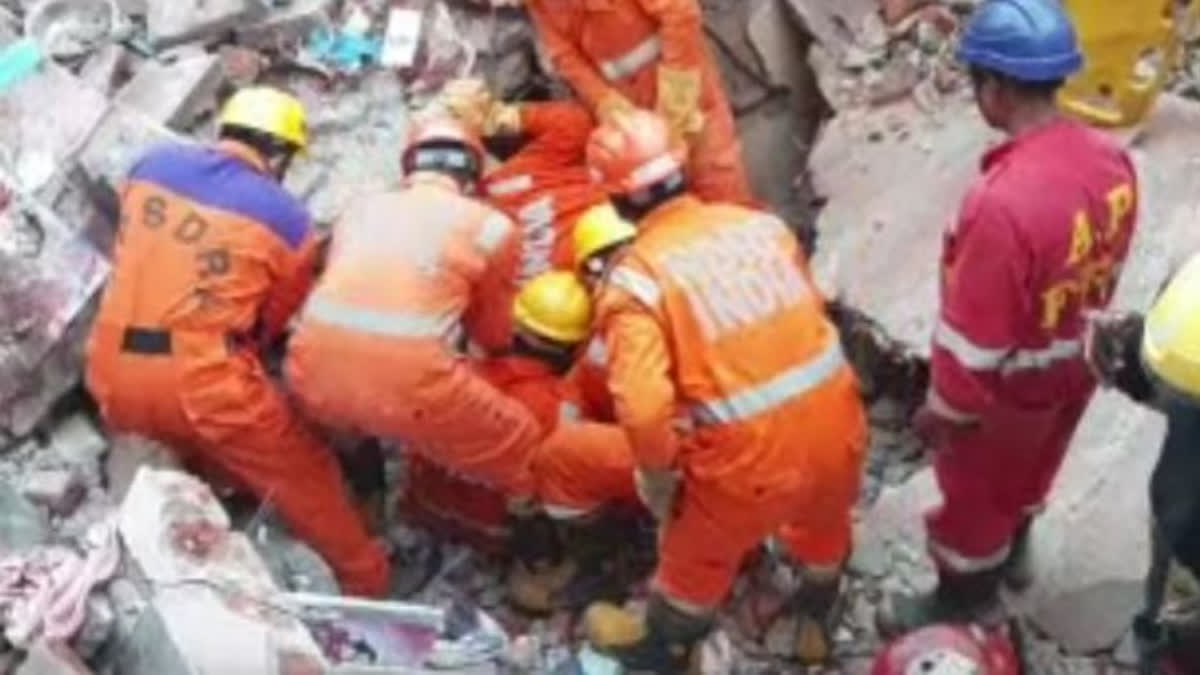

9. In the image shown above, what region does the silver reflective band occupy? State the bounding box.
[609,266,662,308]
[929,538,1010,574]
[303,295,456,340]
[599,36,662,81]
[629,155,681,189]
[487,173,534,197]
[476,213,512,254]
[690,338,845,427]
[935,319,1082,374]
[585,337,608,366]
[559,400,582,423]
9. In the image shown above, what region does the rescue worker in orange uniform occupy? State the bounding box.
[580,110,867,670]
[522,0,757,206]
[85,87,391,597]
[440,78,608,284]
[876,0,1139,633]
[285,116,545,510]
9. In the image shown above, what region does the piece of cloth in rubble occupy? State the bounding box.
[524,0,756,206]
[285,178,545,497]
[85,141,390,598]
[403,355,637,550]
[924,118,1138,573]
[483,101,607,284]
[593,195,866,607]
[0,518,119,648]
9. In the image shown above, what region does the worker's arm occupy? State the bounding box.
[259,229,320,344]
[636,0,704,70]
[464,212,522,353]
[598,265,679,471]
[929,194,1029,418]
[515,101,595,168]
[525,0,620,111]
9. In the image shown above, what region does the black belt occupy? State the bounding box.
[121,327,172,355]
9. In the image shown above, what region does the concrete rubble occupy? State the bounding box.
[0,0,1194,671]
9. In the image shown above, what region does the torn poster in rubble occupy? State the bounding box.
[0,181,108,432]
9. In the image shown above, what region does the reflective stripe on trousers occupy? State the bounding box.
[302,295,459,343]
[599,36,662,81]
[929,538,1011,574]
[689,338,846,427]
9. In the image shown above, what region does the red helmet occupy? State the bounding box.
[872,625,1020,675]
[586,109,686,194]
[401,117,486,179]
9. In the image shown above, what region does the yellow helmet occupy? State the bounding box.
[217,86,309,151]
[573,203,636,270]
[514,271,592,344]
[1142,252,1200,399]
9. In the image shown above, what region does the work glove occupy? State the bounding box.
[911,394,978,450]
[655,65,704,142]
[482,101,523,136]
[635,468,680,522]
[1083,309,1144,387]
[440,77,494,131]
[596,89,635,124]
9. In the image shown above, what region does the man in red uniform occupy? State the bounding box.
[877,0,1139,632]
[86,87,391,597]
[440,79,608,284]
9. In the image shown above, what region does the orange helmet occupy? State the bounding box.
[586,109,686,194]
[401,117,486,180]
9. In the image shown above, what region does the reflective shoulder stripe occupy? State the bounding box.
[608,266,663,308]
[585,337,608,366]
[303,295,454,340]
[486,174,534,197]
[476,213,513,255]
[599,36,662,81]
[929,538,1010,574]
[559,401,581,423]
[1003,339,1082,374]
[690,336,845,427]
[933,319,1008,371]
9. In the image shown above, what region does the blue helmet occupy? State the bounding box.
[957,0,1083,82]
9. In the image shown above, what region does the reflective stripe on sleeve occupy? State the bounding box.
[476,213,513,255]
[929,538,1011,574]
[486,174,534,197]
[608,266,663,308]
[690,337,846,427]
[585,337,608,366]
[935,319,1082,374]
[599,36,662,81]
[303,295,456,340]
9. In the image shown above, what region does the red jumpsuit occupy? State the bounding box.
[483,101,607,284]
[526,0,756,206]
[926,119,1138,574]
[85,141,390,597]
[404,355,637,550]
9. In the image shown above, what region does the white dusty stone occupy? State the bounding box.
[234,0,333,49]
[147,0,264,49]
[15,638,92,675]
[75,593,115,660]
[20,466,85,515]
[0,481,50,553]
[103,434,180,504]
[47,413,108,482]
[114,49,223,131]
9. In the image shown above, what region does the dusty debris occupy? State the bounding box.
[147,0,267,50]
[16,639,93,675]
[114,47,224,130]
[20,466,85,515]
[23,0,123,60]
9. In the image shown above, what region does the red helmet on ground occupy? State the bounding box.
[401,117,486,180]
[872,625,1020,675]
[586,109,686,194]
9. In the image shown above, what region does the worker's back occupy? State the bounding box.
[606,195,861,491]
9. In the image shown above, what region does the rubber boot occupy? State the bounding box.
[1002,517,1035,591]
[876,567,1004,638]
[585,594,713,674]
[792,569,843,666]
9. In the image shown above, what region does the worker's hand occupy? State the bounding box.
[1083,309,1142,387]
[482,102,523,137]
[656,66,704,142]
[596,90,635,124]
[912,393,978,450]
[440,78,494,131]
[634,468,680,522]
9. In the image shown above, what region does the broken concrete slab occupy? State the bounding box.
[783,0,888,60]
[104,434,180,504]
[808,94,995,355]
[20,466,85,515]
[0,483,50,552]
[16,639,92,675]
[114,49,224,131]
[147,0,267,50]
[234,0,332,50]
[77,42,127,95]
[1030,580,1144,655]
[75,102,186,196]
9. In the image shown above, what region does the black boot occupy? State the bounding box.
[1002,516,1035,591]
[791,570,843,666]
[585,594,713,674]
[507,512,569,614]
[876,567,1004,637]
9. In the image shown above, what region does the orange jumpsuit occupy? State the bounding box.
[526,0,756,206]
[404,355,637,550]
[483,101,607,284]
[85,141,390,597]
[594,195,866,608]
[285,175,544,497]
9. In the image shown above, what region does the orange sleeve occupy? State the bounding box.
[598,281,678,471]
[464,213,522,353]
[526,0,613,110]
[260,233,319,343]
[518,101,595,168]
[635,0,703,70]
